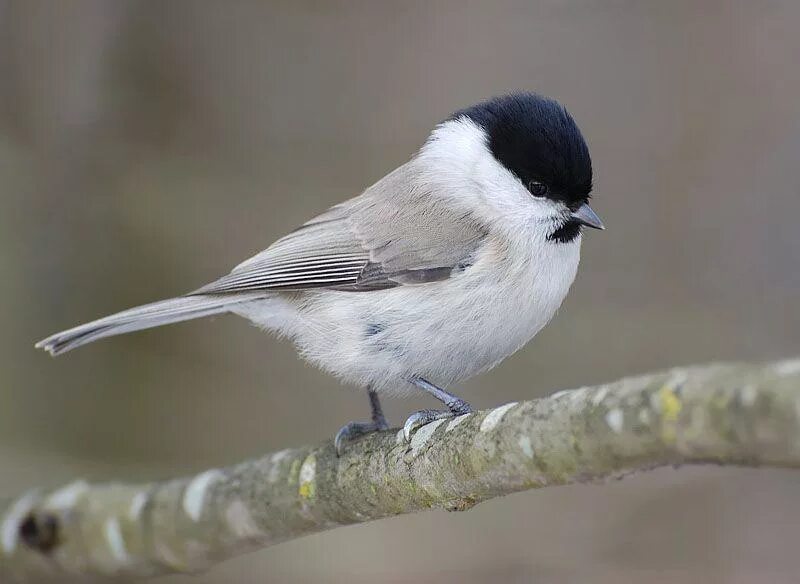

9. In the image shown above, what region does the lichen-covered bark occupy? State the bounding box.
[2,359,800,581]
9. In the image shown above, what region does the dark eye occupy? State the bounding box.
[528,180,549,198]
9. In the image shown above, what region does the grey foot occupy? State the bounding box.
[335,387,389,456]
[335,420,388,456]
[403,377,472,442]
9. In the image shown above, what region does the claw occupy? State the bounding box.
[403,411,432,443]
[335,421,383,456]
[402,409,464,443]
[335,387,390,456]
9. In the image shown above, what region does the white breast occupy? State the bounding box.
[237,231,581,395]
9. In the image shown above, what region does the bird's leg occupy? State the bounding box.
[402,376,472,442]
[334,386,390,456]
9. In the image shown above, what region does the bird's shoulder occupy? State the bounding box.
[193,161,488,294]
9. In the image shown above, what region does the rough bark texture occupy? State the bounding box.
[2,359,800,581]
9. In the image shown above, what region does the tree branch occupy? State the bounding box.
[2,359,800,580]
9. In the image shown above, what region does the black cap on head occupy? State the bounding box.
[450,93,593,209]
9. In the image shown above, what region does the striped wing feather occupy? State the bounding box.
[192,162,486,295]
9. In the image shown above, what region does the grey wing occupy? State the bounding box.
[192,162,487,295]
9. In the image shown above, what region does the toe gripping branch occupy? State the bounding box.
[336,378,472,453]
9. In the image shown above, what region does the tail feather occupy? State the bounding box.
[36,294,263,356]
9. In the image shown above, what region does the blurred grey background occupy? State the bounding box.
[1,1,800,582]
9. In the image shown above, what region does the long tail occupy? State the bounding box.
[36,294,263,356]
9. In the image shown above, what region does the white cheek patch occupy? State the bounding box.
[420,118,567,230]
[526,197,565,221]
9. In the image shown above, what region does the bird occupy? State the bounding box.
[36,92,603,454]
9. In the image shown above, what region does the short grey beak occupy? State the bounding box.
[571,203,605,230]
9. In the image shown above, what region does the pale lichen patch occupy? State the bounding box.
[480,402,518,433]
[549,389,573,400]
[1,491,39,555]
[445,414,472,433]
[605,408,624,433]
[774,359,800,377]
[569,388,588,403]
[267,450,292,483]
[225,500,263,539]
[410,418,447,454]
[44,480,89,510]
[518,435,534,459]
[298,455,317,500]
[128,491,149,521]
[395,429,406,444]
[104,517,130,565]
[183,470,224,522]
[591,387,609,407]
[668,370,689,388]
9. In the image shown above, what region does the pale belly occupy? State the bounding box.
[235,238,581,395]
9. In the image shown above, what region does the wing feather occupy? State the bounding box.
[191,161,486,295]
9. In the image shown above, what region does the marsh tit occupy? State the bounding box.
[37,92,603,453]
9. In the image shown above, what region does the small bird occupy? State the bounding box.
[37,92,603,453]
